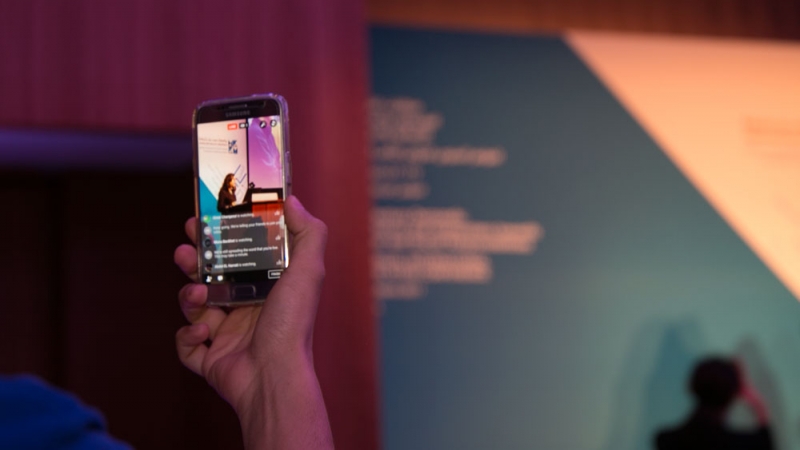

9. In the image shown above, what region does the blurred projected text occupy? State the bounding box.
[371,97,543,301]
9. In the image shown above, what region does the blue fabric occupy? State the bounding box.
[0,375,131,450]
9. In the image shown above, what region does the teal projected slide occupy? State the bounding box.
[371,27,800,450]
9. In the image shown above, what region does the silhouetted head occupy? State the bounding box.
[690,358,740,410]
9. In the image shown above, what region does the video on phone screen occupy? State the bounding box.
[196,116,287,283]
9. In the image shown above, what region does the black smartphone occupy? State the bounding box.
[193,94,292,306]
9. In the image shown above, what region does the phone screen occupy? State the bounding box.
[196,115,288,285]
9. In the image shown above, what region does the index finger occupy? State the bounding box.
[185,217,199,246]
[174,243,199,282]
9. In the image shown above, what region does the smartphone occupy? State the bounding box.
[193,94,291,306]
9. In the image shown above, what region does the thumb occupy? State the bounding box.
[280,195,328,296]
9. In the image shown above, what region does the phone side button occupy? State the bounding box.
[285,151,292,190]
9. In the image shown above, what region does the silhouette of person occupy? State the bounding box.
[655,357,773,450]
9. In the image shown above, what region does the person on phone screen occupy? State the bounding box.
[217,173,237,213]
[655,357,773,450]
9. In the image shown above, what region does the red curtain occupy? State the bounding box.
[0,2,377,449]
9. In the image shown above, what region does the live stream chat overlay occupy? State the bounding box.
[197,117,287,280]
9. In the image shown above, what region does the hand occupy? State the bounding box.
[174,196,333,449]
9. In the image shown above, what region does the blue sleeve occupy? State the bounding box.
[0,375,132,450]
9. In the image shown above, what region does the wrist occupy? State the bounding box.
[235,353,332,450]
[234,347,315,416]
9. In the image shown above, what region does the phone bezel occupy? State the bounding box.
[192,94,291,305]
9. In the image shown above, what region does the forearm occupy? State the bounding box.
[741,390,769,426]
[748,397,770,426]
[238,356,334,450]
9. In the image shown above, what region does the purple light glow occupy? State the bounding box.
[0,129,191,171]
